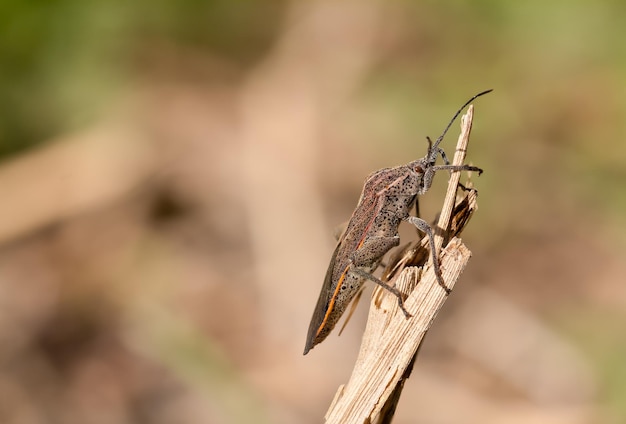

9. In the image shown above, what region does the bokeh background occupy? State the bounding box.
[1,1,625,423]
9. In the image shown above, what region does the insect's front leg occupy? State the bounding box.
[432,164,483,175]
[426,136,450,165]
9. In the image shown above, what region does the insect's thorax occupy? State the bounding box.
[362,165,421,238]
[368,192,415,238]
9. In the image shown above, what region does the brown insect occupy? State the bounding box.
[304,90,491,355]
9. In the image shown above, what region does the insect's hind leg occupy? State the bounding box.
[350,236,399,267]
[347,264,412,318]
[404,216,450,294]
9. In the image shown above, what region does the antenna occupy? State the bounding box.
[428,89,492,161]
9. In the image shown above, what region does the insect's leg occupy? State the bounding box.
[426,136,450,165]
[457,182,480,192]
[350,236,400,267]
[347,264,412,318]
[438,148,450,165]
[349,236,398,272]
[432,164,483,175]
[404,216,450,294]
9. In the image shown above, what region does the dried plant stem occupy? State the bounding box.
[435,105,476,252]
[325,106,478,424]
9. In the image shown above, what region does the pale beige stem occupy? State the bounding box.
[434,105,475,253]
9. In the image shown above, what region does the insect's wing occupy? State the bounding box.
[303,241,342,355]
[303,173,386,354]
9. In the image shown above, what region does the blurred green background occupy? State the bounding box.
[1,1,625,423]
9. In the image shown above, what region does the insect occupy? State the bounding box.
[303,90,491,355]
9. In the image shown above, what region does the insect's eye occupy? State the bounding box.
[414,165,424,173]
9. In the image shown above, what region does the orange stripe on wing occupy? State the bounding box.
[315,265,350,338]
[313,176,403,339]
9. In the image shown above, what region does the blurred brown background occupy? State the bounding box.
[1,1,625,423]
